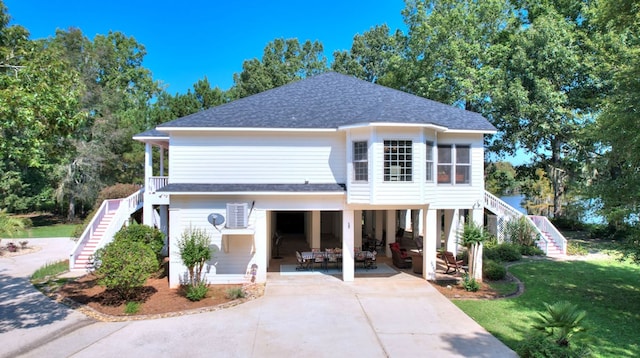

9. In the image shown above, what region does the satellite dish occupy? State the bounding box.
[208,213,225,230]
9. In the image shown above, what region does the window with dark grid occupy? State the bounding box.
[353,141,368,181]
[384,140,412,182]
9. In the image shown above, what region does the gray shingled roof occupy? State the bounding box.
[132,129,168,138]
[157,183,346,193]
[156,72,495,131]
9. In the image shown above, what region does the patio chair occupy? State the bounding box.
[311,248,326,271]
[295,251,311,271]
[326,248,340,270]
[389,242,412,269]
[443,251,466,274]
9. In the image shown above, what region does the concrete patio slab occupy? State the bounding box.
[0,238,517,357]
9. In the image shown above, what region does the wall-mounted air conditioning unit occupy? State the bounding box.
[226,203,248,229]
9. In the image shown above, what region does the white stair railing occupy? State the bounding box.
[484,191,550,254]
[69,188,145,270]
[92,189,145,254]
[69,199,119,270]
[529,215,567,255]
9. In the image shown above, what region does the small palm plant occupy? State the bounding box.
[0,209,28,238]
[459,221,489,280]
[532,301,588,347]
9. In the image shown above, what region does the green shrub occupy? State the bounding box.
[551,217,585,231]
[566,241,588,256]
[114,224,165,262]
[94,240,158,300]
[124,301,141,315]
[184,279,209,301]
[461,274,480,292]
[518,332,592,358]
[484,234,499,248]
[505,216,539,246]
[226,287,245,299]
[532,301,588,347]
[0,209,29,237]
[483,260,507,281]
[177,225,213,286]
[520,244,545,256]
[495,243,522,262]
[484,243,522,262]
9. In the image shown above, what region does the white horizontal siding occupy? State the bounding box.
[167,196,264,287]
[429,135,485,208]
[169,131,346,184]
[347,182,370,203]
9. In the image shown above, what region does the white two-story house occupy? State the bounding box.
[131,72,497,288]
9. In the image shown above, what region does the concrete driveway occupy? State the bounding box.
[0,238,516,357]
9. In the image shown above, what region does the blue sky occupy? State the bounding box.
[5,0,406,94]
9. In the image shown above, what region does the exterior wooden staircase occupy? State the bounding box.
[484,191,567,257]
[73,210,116,270]
[69,189,144,271]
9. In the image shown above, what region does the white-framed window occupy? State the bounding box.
[426,141,434,182]
[456,145,471,184]
[353,141,368,182]
[437,144,471,184]
[384,140,412,182]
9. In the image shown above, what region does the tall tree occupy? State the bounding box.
[0,3,85,213]
[489,1,603,218]
[331,24,402,84]
[150,77,229,125]
[399,0,512,112]
[232,38,327,98]
[585,0,640,226]
[50,29,160,219]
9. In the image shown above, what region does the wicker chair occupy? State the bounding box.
[389,242,412,269]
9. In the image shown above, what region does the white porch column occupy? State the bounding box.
[436,210,443,249]
[143,143,153,226]
[311,211,321,249]
[159,147,165,176]
[423,207,437,280]
[253,210,268,283]
[446,209,460,254]
[471,206,484,281]
[342,210,355,282]
[385,209,396,257]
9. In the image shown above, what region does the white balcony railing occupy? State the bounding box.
[148,176,168,193]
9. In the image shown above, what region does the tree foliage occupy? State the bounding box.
[2,0,640,248]
[485,161,518,196]
[232,38,327,98]
[177,225,212,286]
[331,24,402,84]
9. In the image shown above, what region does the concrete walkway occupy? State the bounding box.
[0,238,516,357]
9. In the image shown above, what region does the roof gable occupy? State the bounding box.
[157,72,495,132]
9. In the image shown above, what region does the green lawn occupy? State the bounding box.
[455,258,640,357]
[11,223,77,239]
